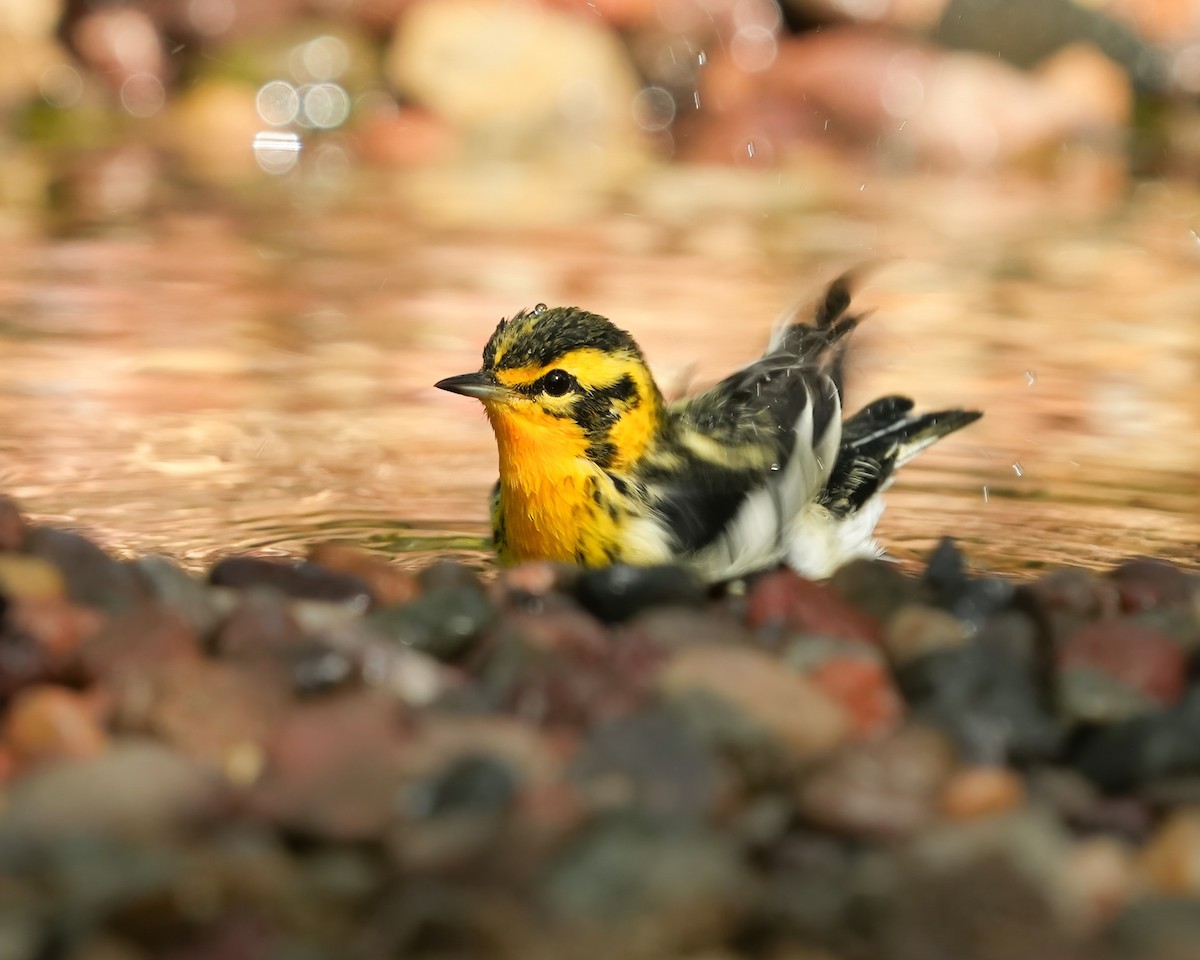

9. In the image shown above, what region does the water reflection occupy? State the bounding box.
[1,166,1197,576]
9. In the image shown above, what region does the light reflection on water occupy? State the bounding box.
[1,167,1197,577]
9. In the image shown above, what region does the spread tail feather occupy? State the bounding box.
[820,399,982,518]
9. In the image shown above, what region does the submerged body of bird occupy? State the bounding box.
[436,274,981,581]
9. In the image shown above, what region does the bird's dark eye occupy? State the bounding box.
[542,369,575,397]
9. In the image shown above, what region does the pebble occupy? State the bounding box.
[366,581,494,661]
[746,567,881,645]
[573,564,706,624]
[1073,689,1200,793]
[568,707,724,821]
[0,554,65,601]
[797,725,956,839]
[787,635,903,738]
[828,557,919,623]
[2,683,108,765]
[252,691,409,840]
[0,496,27,550]
[132,554,227,640]
[1028,566,1121,620]
[1137,808,1200,895]
[661,646,850,763]
[0,740,223,839]
[883,604,969,665]
[1111,557,1194,612]
[214,588,306,662]
[939,766,1026,820]
[79,606,201,684]
[23,527,148,613]
[923,538,1016,632]
[308,542,420,607]
[894,639,1062,763]
[209,556,374,610]
[1059,620,1187,724]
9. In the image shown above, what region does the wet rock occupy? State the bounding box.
[746,567,881,645]
[625,606,755,652]
[797,725,956,839]
[894,639,1061,763]
[289,642,359,697]
[940,766,1026,821]
[4,595,103,668]
[131,554,226,640]
[540,813,752,958]
[392,752,521,874]
[1073,688,1200,793]
[786,635,903,738]
[124,659,287,775]
[1137,808,1200,895]
[209,556,374,609]
[0,554,65,601]
[78,606,201,684]
[568,707,723,821]
[1111,557,1194,612]
[661,645,850,763]
[876,812,1080,960]
[367,580,494,662]
[308,542,420,607]
[252,691,409,840]
[1028,766,1154,839]
[1105,896,1200,960]
[0,740,222,839]
[1058,620,1186,724]
[883,603,969,665]
[499,561,580,602]
[1065,835,1137,934]
[1028,565,1121,621]
[24,527,148,614]
[924,538,1015,632]
[573,564,706,624]
[0,497,26,551]
[2,683,108,766]
[213,589,305,662]
[828,557,918,623]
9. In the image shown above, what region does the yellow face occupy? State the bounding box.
[435,305,667,565]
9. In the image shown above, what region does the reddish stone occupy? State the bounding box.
[135,659,288,772]
[8,597,105,660]
[1110,558,1192,612]
[3,684,108,766]
[1059,620,1186,707]
[309,542,420,607]
[1030,567,1120,620]
[746,567,881,645]
[808,654,903,739]
[0,497,25,551]
[253,691,410,839]
[78,605,201,683]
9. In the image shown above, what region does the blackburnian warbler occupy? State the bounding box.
[436,274,981,581]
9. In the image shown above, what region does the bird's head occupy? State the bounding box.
[436,304,665,475]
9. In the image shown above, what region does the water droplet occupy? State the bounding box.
[693,90,702,110]
[1191,228,1199,246]
[769,462,781,472]
[859,182,866,192]
[697,50,707,66]
[746,140,756,158]
[631,86,676,132]
[982,485,989,503]
[1025,370,1037,386]
[1011,461,1024,477]
[532,303,548,315]
[299,82,351,129]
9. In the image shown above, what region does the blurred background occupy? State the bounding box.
[0,0,1197,574]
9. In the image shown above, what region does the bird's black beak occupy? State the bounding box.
[434,371,510,401]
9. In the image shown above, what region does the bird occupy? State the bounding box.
[435,274,981,581]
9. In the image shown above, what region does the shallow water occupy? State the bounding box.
[2,160,1197,576]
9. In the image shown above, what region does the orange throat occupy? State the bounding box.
[485,403,597,564]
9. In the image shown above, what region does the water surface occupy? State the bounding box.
[2,163,1197,576]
